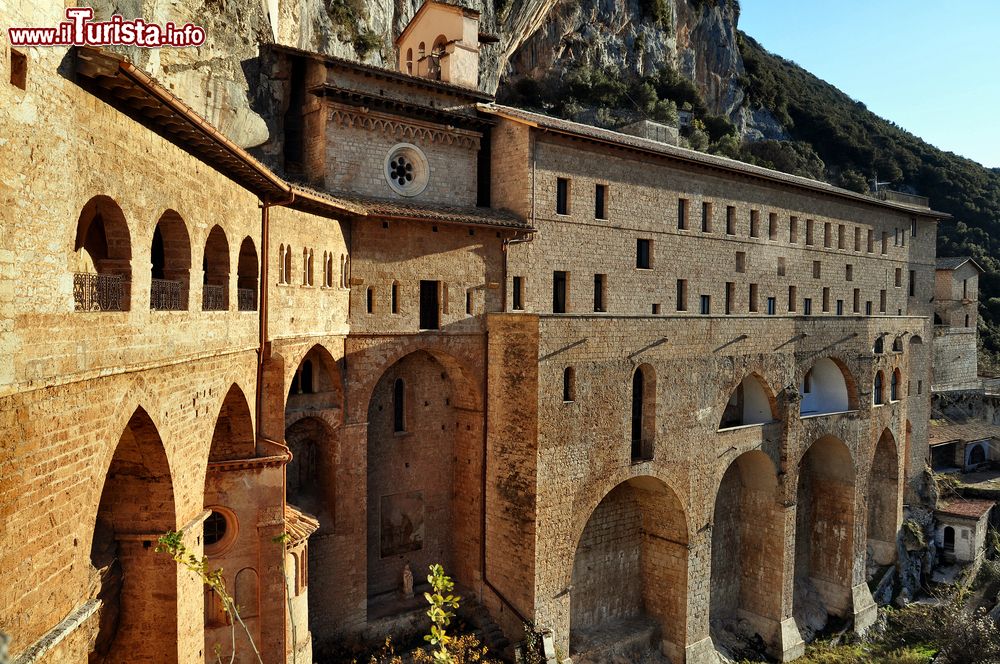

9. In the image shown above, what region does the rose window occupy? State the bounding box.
[384,143,429,196]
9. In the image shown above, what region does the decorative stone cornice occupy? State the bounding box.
[327,103,481,151]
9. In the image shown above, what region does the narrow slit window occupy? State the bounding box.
[702,202,712,232]
[556,178,570,215]
[393,378,406,432]
[563,367,576,402]
[595,184,607,220]
[512,276,524,311]
[593,274,607,312]
[553,271,568,313]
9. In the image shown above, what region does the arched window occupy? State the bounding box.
[278,244,286,284]
[340,255,346,288]
[563,367,575,402]
[366,287,374,314]
[393,378,406,433]
[803,369,813,394]
[72,195,132,311]
[892,336,903,352]
[150,211,191,311]
[202,225,230,310]
[307,249,314,286]
[237,237,258,311]
[235,568,259,618]
[406,48,413,74]
[284,245,292,285]
[630,365,655,461]
[391,282,399,314]
[890,369,901,401]
[873,371,885,405]
[302,248,309,285]
[873,336,884,354]
[324,252,333,287]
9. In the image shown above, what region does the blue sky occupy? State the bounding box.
[738,0,1000,168]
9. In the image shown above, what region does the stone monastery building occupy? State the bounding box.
[1,2,953,663]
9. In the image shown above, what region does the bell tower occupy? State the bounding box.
[395,1,482,89]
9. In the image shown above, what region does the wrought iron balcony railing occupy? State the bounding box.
[74,272,123,312]
[202,284,226,311]
[150,278,183,311]
[237,288,256,312]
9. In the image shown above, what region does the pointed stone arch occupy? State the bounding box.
[867,429,900,566]
[710,450,784,656]
[89,407,177,663]
[793,435,856,638]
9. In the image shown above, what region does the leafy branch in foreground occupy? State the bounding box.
[156,530,263,664]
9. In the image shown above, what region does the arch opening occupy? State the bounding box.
[365,350,483,616]
[73,195,131,311]
[720,374,777,429]
[800,358,857,416]
[89,408,176,663]
[710,451,783,658]
[237,237,258,311]
[793,436,856,640]
[202,225,230,310]
[570,477,688,661]
[867,429,900,568]
[150,210,191,311]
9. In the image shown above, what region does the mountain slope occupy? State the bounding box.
[737,34,1000,358]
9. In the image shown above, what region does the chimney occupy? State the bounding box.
[395,1,481,89]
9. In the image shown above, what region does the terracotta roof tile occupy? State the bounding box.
[936,499,995,519]
[284,504,320,548]
[928,421,1000,446]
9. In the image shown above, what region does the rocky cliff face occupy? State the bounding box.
[89,0,772,147]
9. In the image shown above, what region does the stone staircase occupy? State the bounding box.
[459,595,515,662]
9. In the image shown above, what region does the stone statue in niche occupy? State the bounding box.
[402,563,414,598]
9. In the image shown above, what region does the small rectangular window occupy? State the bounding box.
[854,227,862,252]
[553,271,568,313]
[812,261,821,279]
[823,222,832,248]
[749,283,759,313]
[556,178,570,215]
[512,276,524,310]
[866,300,873,316]
[735,251,746,273]
[725,282,734,315]
[10,49,27,90]
[652,303,660,314]
[963,278,968,299]
[895,268,902,288]
[803,298,812,316]
[702,202,712,232]
[853,288,861,313]
[726,206,736,235]
[636,239,652,269]
[594,274,606,312]
[909,270,916,297]
[911,217,918,238]
[466,289,473,315]
[881,232,888,254]
[880,289,887,313]
[867,229,874,253]
[678,198,689,230]
[700,294,711,315]
[806,219,814,245]
[836,299,844,316]
[788,285,797,312]
[838,224,845,249]
[750,209,760,237]
[676,279,688,312]
[918,379,923,394]
[901,227,906,247]
[595,184,607,220]
[789,216,798,243]
[822,287,830,312]
[894,228,900,246]
[768,212,778,240]
[846,264,853,282]
[419,280,440,329]
[777,257,786,277]
[767,297,776,315]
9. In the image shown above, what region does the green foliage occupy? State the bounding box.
[325,0,384,59]
[739,32,1000,354]
[638,0,671,29]
[156,531,263,664]
[423,564,461,662]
